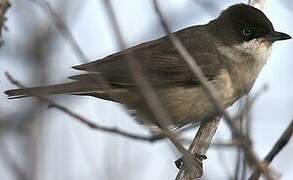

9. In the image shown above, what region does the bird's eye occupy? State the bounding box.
[242,28,252,36]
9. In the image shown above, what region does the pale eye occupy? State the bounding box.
[242,28,252,36]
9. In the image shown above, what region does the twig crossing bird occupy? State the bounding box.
[5,4,291,131]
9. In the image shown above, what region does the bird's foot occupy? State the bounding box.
[175,153,207,169]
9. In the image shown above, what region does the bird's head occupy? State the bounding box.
[209,4,291,47]
[209,3,291,62]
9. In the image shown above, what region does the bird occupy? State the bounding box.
[5,4,291,132]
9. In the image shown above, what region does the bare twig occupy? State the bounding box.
[13,0,162,142]
[176,116,221,179]
[30,0,135,108]
[5,72,165,143]
[180,139,243,148]
[235,86,268,180]
[235,138,243,180]
[152,1,274,179]
[7,0,193,168]
[100,1,197,172]
[249,120,293,180]
[248,0,266,10]
[0,0,10,46]
[233,86,266,179]
[233,85,268,121]
[0,137,27,180]
[152,0,232,131]
[30,0,88,63]
[235,99,245,180]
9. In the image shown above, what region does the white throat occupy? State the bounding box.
[216,38,273,95]
[234,38,272,65]
[217,38,272,66]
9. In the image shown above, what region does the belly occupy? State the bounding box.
[161,69,236,128]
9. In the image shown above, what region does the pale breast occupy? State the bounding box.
[127,39,272,130]
[216,38,272,95]
[161,69,235,127]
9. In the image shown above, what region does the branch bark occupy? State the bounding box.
[249,120,293,180]
[101,0,195,168]
[152,1,274,179]
[176,116,221,179]
[5,72,164,143]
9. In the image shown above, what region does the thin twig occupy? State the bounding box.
[30,0,135,108]
[233,85,267,180]
[0,137,27,180]
[30,0,88,63]
[233,85,268,121]
[249,120,293,180]
[176,116,221,179]
[152,1,274,179]
[180,139,243,148]
[100,1,197,174]
[5,72,165,143]
[11,1,160,143]
[152,0,232,133]
[0,0,10,46]
[248,0,266,10]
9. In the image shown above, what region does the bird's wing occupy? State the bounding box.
[72,26,225,87]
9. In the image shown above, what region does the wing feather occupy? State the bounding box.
[72,26,224,87]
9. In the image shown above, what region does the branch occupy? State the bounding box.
[249,120,293,180]
[5,72,164,143]
[248,0,266,10]
[29,1,135,107]
[30,0,88,63]
[152,1,274,179]
[176,116,221,179]
[0,0,10,46]
[100,1,199,174]
[0,138,27,180]
[233,84,268,121]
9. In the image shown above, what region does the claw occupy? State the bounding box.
[200,154,207,160]
[175,158,184,169]
[175,153,207,169]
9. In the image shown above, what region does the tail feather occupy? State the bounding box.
[4,81,100,99]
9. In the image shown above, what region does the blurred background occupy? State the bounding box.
[0,0,292,179]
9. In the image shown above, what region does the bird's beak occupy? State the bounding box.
[267,31,292,42]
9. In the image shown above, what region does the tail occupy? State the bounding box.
[4,81,100,99]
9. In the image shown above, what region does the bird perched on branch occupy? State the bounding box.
[5,4,291,132]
